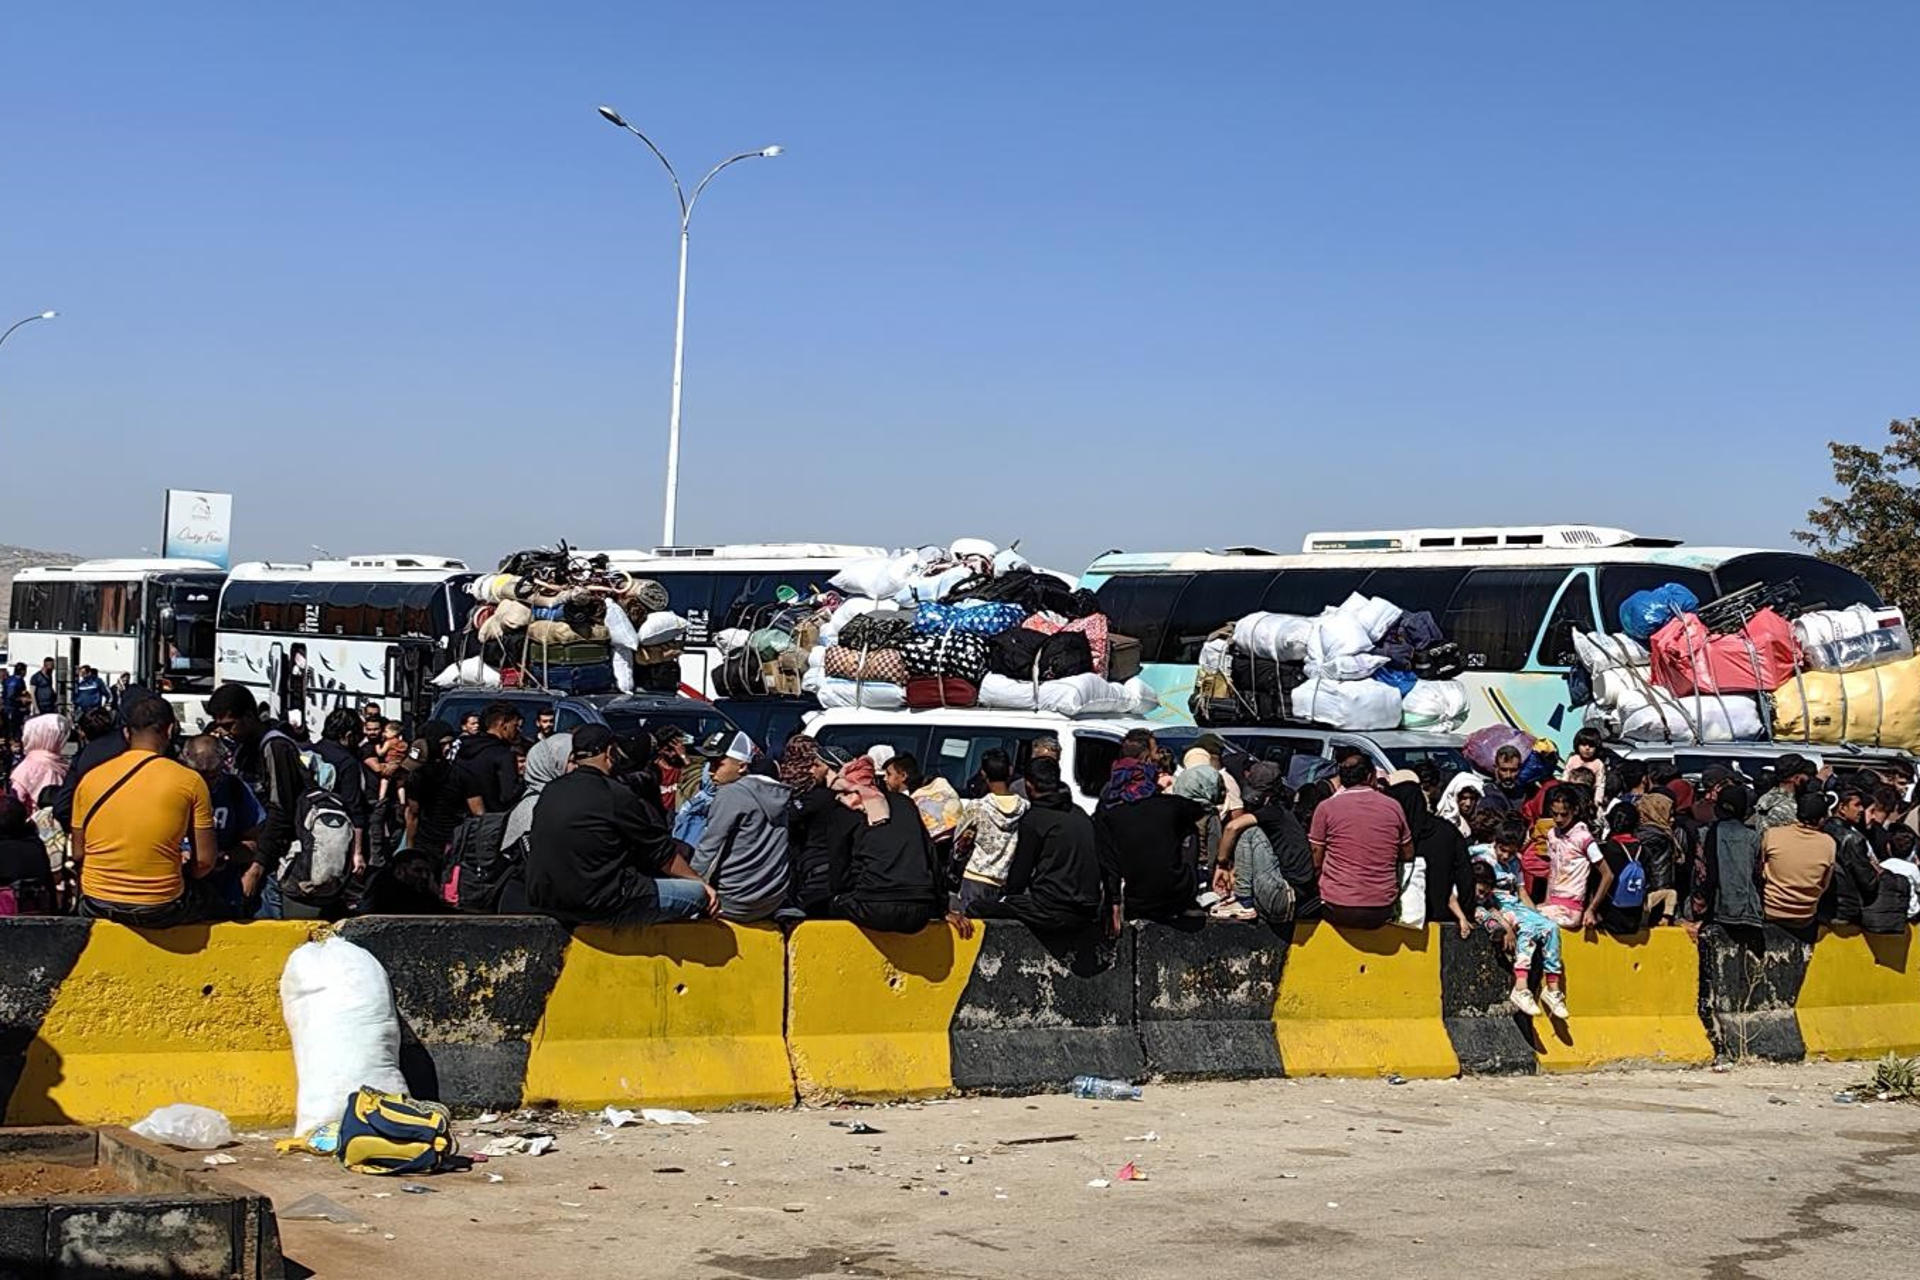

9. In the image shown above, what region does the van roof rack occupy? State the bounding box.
[1301,525,1681,553]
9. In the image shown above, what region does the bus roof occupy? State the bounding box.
[1084,535,1777,576]
[16,558,225,579]
[595,542,887,565]
[228,555,470,581]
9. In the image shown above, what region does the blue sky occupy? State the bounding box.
[2,2,1915,573]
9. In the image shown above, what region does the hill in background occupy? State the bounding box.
[0,544,83,636]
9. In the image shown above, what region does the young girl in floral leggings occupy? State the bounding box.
[1470,817,1570,1020]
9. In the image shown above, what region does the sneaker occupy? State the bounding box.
[1541,987,1570,1019]
[1209,901,1258,922]
[1509,986,1542,1016]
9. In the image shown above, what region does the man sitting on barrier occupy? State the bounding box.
[828,755,969,936]
[1308,753,1412,930]
[1759,790,1837,942]
[965,757,1102,936]
[1213,761,1318,927]
[524,725,718,926]
[690,730,793,923]
[1093,730,1212,922]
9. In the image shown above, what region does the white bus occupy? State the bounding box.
[7,559,226,721]
[215,555,476,733]
[593,542,886,696]
[1079,524,1887,754]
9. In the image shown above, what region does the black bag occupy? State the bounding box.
[838,612,913,652]
[634,660,681,694]
[713,651,768,699]
[952,569,1101,620]
[449,812,516,912]
[1412,641,1465,681]
[902,629,992,685]
[986,627,1094,682]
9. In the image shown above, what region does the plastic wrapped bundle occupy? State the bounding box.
[1772,655,1920,751]
[1289,676,1403,731]
[1401,679,1469,730]
[1801,624,1913,674]
[815,677,908,710]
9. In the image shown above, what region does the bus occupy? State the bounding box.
[1079,524,1887,753]
[215,555,476,733]
[7,559,226,722]
[593,542,886,696]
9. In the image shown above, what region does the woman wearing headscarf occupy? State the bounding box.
[824,755,945,933]
[1636,791,1680,925]
[503,733,573,853]
[10,714,70,810]
[1387,776,1474,936]
[1094,752,1212,922]
[780,736,856,918]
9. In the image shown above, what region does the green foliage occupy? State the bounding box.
[1862,1051,1920,1101]
[1798,418,1920,618]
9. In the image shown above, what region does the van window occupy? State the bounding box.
[1534,570,1597,669]
[1597,564,1717,635]
[1258,569,1370,616]
[1074,732,1122,798]
[1093,574,1190,664]
[1713,553,1882,612]
[1442,568,1570,671]
[811,724,929,776]
[1163,572,1273,663]
[925,726,1048,791]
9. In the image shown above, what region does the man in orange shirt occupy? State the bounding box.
[72,697,217,926]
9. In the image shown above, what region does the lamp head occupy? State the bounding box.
[759,145,784,158]
[38,311,55,320]
[596,105,628,128]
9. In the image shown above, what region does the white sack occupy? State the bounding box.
[281,936,407,1138]
[1793,604,1897,650]
[1401,679,1469,730]
[1198,636,1232,676]
[1306,612,1377,665]
[430,657,500,689]
[815,677,907,710]
[979,673,1043,710]
[1618,692,1765,743]
[713,628,750,657]
[637,610,689,646]
[1574,631,1650,677]
[830,551,923,601]
[1231,612,1316,662]
[1036,673,1133,717]
[1289,677,1404,731]
[1122,677,1161,716]
[1336,592,1405,643]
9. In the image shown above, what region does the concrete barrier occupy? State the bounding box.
[338,915,569,1112]
[949,923,1139,1092]
[1697,923,1809,1062]
[1272,924,1458,1078]
[1796,927,1920,1060]
[785,921,983,1101]
[4,921,315,1127]
[1438,925,1537,1075]
[1529,929,1712,1071]
[520,920,792,1111]
[1133,920,1285,1079]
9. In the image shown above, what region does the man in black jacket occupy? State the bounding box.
[965,758,1102,935]
[1821,786,1879,925]
[207,683,308,914]
[458,701,524,816]
[311,707,371,876]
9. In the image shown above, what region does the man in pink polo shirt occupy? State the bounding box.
[1307,754,1412,928]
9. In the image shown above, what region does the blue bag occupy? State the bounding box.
[1618,583,1700,641]
[1373,667,1419,695]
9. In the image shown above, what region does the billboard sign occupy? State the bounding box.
[162,489,233,568]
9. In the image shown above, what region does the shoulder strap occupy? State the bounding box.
[79,754,163,832]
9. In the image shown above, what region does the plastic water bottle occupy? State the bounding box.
[1070,1076,1142,1101]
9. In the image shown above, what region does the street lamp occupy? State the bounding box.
[597,105,782,546]
[0,310,57,351]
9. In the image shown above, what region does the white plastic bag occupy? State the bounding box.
[131,1103,235,1151]
[1792,604,1899,650]
[1336,592,1404,643]
[637,610,688,646]
[1036,673,1131,717]
[713,628,750,656]
[1122,676,1161,716]
[603,598,640,650]
[1574,631,1650,677]
[1617,692,1764,743]
[1231,612,1315,661]
[1401,679,1469,730]
[281,937,408,1138]
[815,677,907,710]
[430,657,501,689]
[1394,859,1428,931]
[830,551,923,601]
[1290,677,1403,730]
[1306,611,1377,665]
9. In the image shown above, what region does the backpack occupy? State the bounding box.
[448,811,517,912]
[265,730,353,902]
[336,1087,457,1176]
[1610,836,1647,909]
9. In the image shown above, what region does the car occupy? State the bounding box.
[1607,740,1917,789]
[427,689,739,750]
[805,706,1166,811]
[1157,725,1474,786]
[710,695,819,760]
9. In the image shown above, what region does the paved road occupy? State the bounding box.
[243,1063,1920,1279]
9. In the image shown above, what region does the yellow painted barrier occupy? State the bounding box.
[1530,928,1711,1071]
[785,921,983,1101]
[5,921,314,1127]
[520,921,792,1110]
[1797,928,1920,1060]
[1273,924,1458,1078]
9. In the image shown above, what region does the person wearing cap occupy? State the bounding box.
[690,731,792,923]
[524,724,717,926]
[1756,754,1817,833]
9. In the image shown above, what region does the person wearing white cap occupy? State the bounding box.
[690,731,793,923]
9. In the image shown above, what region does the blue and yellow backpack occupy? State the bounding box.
[335,1087,457,1176]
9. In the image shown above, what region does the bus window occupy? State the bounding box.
[97,583,130,635]
[1258,568,1369,615]
[1713,553,1883,611]
[218,581,254,631]
[1533,570,1597,670]
[401,584,438,636]
[1163,571,1273,663]
[1442,568,1569,671]
[68,583,99,634]
[1357,567,1471,618]
[365,584,407,638]
[1093,573,1190,663]
[1597,564,1716,634]
[325,583,368,636]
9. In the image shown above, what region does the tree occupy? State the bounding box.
[1798,417,1920,618]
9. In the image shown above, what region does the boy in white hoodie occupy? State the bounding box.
[954,748,1029,912]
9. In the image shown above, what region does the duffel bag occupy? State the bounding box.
[915,601,1028,636]
[1022,611,1111,674]
[839,611,912,651]
[987,627,1093,682]
[713,651,767,698]
[823,646,909,684]
[902,629,992,685]
[905,677,979,709]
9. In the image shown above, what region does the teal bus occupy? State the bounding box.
[1078,524,1884,754]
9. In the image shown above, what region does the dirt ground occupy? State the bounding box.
[0,1160,129,1197]
[236,1063,1920,1279]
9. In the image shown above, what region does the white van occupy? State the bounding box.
[804,707,1166,812]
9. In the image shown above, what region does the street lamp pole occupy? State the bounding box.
[0,310,57,352]
[596,106,781,547]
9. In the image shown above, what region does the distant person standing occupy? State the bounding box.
[71,666,109,715]
[109,673,131,712]
[30,658,56,716]
[3,663,28,743]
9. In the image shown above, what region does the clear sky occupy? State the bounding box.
[2,2,1915,573]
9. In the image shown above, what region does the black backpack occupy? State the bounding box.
[448,812,517,912]
[262,730,355,904]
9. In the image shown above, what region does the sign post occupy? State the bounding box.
[162,489,233,568]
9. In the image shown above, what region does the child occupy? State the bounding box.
[1470,853,1570,1019]
[1563,726,1609,807]
[1540,783,1612,930]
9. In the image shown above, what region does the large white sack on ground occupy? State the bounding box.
[1336,592,1404,643]
[1231,612,1315,661]
[1401,679,1469,730]
[1290,677,1404,731]
[1574,631,1650,676]
[815,677,907,710]
[1036,673,1133,717]
[1618,692,1765,743]
[281,936,407,1138]
[431,657,500,689]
